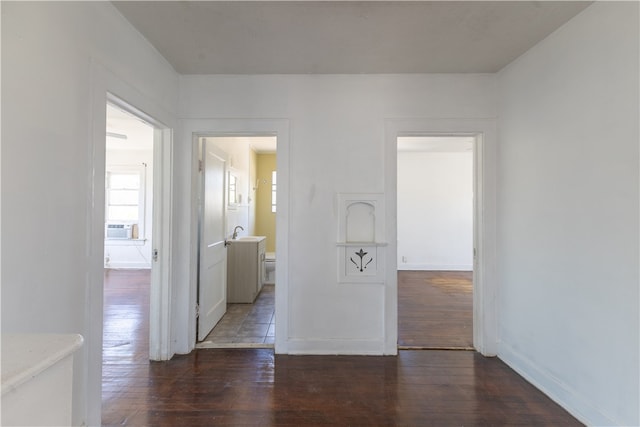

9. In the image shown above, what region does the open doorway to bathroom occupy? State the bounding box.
[196,136,277,348]
[396,135,475,350]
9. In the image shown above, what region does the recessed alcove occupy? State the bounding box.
[337,194,386,283]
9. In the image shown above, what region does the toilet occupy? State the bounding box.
[264,252,276,285]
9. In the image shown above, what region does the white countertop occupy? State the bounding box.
[231,236,266,243]
[1,334,84,395]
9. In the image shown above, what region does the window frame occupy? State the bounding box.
[271,170,277,213]
[105,164,147,240]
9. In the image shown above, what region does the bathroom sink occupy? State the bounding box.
[234,236,265,242]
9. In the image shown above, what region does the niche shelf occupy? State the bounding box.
[336,193,386,284]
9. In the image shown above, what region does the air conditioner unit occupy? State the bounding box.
[106,223,132,239]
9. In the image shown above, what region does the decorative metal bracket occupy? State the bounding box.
[351,248,373,272]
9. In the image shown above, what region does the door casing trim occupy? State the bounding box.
[180,119,290,354]
[385,118,498,356]
[88,60,175,425]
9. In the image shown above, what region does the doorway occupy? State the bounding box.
[195,136,277,348]
[396,135,475,349]
[102,102,156,404]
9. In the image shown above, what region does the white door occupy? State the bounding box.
[198,140,228,341]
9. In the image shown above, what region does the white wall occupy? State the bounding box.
[1,2,179,425]
[397,151,473,270]
[176,74,496,354]
[7,2,633,425]
[208,137,255,237]
[497,3,639,425]
[105,148,154,269]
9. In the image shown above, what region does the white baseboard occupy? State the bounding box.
[498,341,617,426]
[398,264,472,271]
[284,338,386,355]
[104,262,151,269]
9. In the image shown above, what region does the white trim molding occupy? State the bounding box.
[176,119,290,355]
[398,264,473,271]
[385,118,498,357]
[499,342,610,426]
[89,60,176,425]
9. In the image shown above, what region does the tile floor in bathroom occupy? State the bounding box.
[196,284,275,348]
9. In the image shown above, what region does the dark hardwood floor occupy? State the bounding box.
[102,269,151,425]
[398,270,473,349]
[102,269,581,426]
[103,269,150,364]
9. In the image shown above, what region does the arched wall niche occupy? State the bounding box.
[337,194,386,284]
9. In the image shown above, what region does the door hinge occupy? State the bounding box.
[199,160,203,172]
[195,303,200,318]
[153,249,159,262]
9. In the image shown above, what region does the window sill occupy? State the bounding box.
[105,238,147,246]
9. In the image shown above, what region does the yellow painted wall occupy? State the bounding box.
[255,153,277,252]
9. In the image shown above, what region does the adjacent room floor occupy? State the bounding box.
[397,270,473,349]
[197,284,275,348]
[103,269,471,353]
[198,270,472,349]
[102,269,581,426]
[103,269,150,365]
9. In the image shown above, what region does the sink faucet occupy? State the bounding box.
[232,225,244,240]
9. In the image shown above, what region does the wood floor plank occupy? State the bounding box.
[103,349,581,426]
[398,270,473,348]
[102,269,581,426]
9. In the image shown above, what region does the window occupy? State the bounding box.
[105,165,146,238]
[271,171,277,213]
[228,173,237,206]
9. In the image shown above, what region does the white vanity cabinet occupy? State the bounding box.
[227,236,266,303]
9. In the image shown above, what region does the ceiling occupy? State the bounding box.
[108,104,279,152]
[247,136,278,153]
[112,1,591,75]
[106,104,154,151]
[205,136,279,153]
